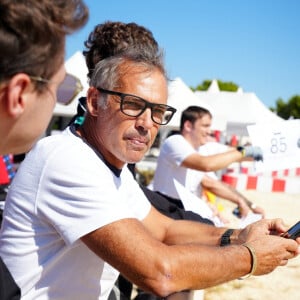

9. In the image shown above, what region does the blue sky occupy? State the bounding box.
[66,0,300,108]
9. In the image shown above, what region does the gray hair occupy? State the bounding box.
[89,50,167,108]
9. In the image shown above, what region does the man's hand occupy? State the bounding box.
[237,219,300,276]
[240,200,266,218]
[251,205,266,218]
[243,146,264,161]
[238,218,287,243]
[245,235,298,276]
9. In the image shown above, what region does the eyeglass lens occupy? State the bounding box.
[56,74,82,105]
[121,95,174,125]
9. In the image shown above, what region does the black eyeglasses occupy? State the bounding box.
[97,88,176,125]
[30,73,83,105]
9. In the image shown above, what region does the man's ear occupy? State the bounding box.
[184,120,193,132]
[3,74,31,118]
[86,87,99,116]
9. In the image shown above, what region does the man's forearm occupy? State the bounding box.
[202,176,245,206]
[163,219,242,246]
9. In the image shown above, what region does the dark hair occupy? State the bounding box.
[70,21,166,126]
[0,0,88,91]
[83,21,163,79]
[180,106,212,131]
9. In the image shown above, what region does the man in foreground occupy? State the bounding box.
[76,21,215,300]
[1,40,299,300]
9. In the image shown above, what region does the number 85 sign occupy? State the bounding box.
[247,119,300,171]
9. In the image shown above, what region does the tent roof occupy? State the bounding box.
[195,81,282,135]
[166,78,227,131]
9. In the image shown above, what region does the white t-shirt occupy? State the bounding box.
[0,127,151,300]
[153,137,229,199]
[153,134,203,199]
[186,142,229,197]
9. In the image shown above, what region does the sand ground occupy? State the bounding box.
[203,190,300,300]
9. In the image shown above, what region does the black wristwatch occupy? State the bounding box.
[220,229,234,247]
[237,146,245,157]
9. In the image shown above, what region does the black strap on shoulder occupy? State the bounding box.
[0,257,21,300]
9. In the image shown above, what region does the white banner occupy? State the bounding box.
[247,119,300,172]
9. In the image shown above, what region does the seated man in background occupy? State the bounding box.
[185,111,265,224]
[153,105,265,226]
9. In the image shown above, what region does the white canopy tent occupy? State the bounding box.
[163,78,282,138]
[194,80,283,136]
[159,77,227,141]
[166,78,227,131]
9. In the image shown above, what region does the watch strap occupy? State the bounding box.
[237,146,246,157]
[220,229,234,247]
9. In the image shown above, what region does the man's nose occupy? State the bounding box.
[135,108,154,129]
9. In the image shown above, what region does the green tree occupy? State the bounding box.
[271,96,300,120]
[191,79,239,92]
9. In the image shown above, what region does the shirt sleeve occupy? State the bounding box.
[162,135,196,166]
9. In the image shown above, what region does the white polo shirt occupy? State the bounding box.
[0,127,151,299]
